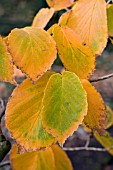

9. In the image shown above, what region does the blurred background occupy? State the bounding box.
[0,0,113,170]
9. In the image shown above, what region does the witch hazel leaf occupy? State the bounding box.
[10,144,55,170]
[8,27,57,82]
[32,8,55,29]
[82,80,107,135]
[51,145,73,170]
[42,71,87,145]
[10,144,73,170]
[0,37,14,83]
[50,24,95,79]
[107,4,113,37]
[46,0,74,11]
[5,72,56,152]
[59,0,108,55]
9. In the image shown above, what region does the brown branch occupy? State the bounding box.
[63,146,113,152]
[0,161,10,168]
[90,73,113,83]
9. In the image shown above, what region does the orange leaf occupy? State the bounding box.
[48,24,95,79]
[82,80,107,135]
[8,27,57,82]
[10,144,55,170]
[5,72,56,152]
[0,37,14,83]
[10,144,73,170]
[51,145,73,170]
[59,0,108,55]
[46,0,74,11]
[32,8,54,29]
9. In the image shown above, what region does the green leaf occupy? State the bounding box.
[106,106,113,129]
[95,131,113,155]
[42,71,87,145]
[107,4,113,37]
[5,72,56,152]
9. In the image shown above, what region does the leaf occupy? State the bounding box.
[42,71,87,145]
[10,144,55,170]
[49,24,95,79]
[5,72,56,152]
[94,131,113,155]
[106,105,113,129]
[59,0,108,55]
[51,145,73,170]
[107,4,113,37]
[0,37,14,83]
[8,27,57,82]
[46,0,74,11]
[32,8,55,29]
[10,144,73,170]
[82,80,107,135]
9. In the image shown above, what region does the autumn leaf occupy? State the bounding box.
[59,0,108,55]
[32,8,54,29]
[48,24,95,79]
[42,71,87,145]
[46,0,74,11]
[10,144,73,170]
[8,27,57,82]
[0,37,14,83]
[107,4,113,37]
[51,145,73,170]
[95,131,113,155]
[106,106,113,129]
[82,80,107,135]
[5,72,56,152]
[10,144,55,170]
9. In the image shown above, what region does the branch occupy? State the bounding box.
[90,73,113,82]
[107,0,112,4]
[63,146,113,152]
[0,161,10,168]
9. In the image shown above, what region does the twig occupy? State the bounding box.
[90,73,113,82]
[0,161,10,168]
[107,0,112,4]
[63,146,113,152]
[84,134,91,148]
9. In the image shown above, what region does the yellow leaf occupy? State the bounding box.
[10,144,55,170]
[32,8,55,29]
[8,27,57,82]
[59,0,108,55]
[106,105,113,129]
[51,145,73,170]
[10,144,73,170]
[49,24,95,79]
[107,4,113,37]
[46,0,74,11]
[42,71,87,145]
[82,80,107,135]
[5,72,56,152]
[95,131,113,155]
[0,37,14,83]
